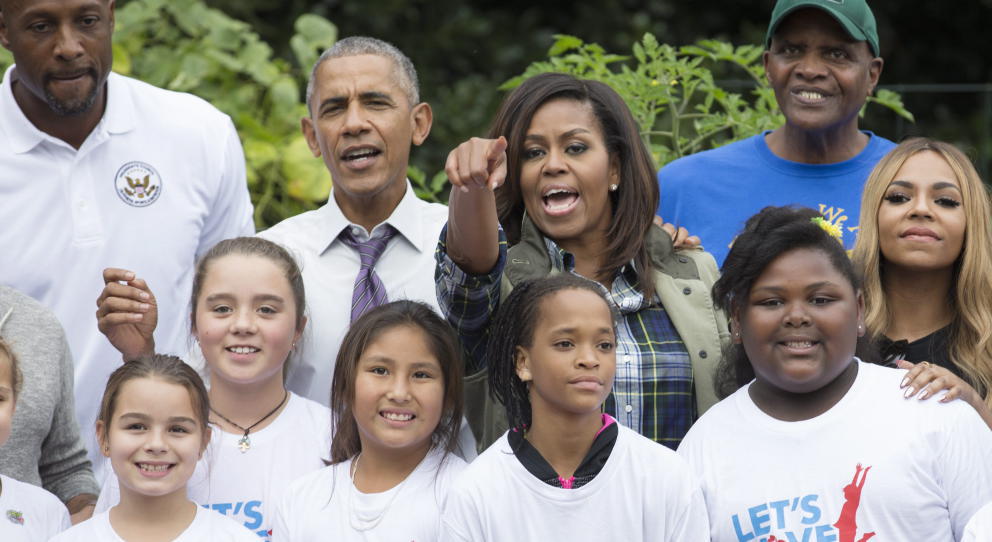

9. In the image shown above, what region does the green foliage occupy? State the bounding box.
[0,0,336,230]
[865,88,915,123]
[113,0,336,229]
[505,34,913,169]
[407,165,450,203]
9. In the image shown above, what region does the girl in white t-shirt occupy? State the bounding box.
[271,300,467,541]
[440,274,709,541]
[0,339,71,541]
[677,206,992,542]
[94,237,331,540]
[52,354,256,541]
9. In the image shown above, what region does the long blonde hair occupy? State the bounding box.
[852,138,992,404]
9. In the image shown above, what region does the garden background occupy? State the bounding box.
[2,0,989,229]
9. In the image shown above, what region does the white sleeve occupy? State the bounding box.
[662,464,711,541]
[438,483,476,542]
[438,518,473,542]
[93,461,119,514]
[195,117,254,258]
[56,504,72,534]
[934,404,992,540]
[675,422,707,479]
[962,504,992,542]
[48,520,90,542]
[269,487,294,542]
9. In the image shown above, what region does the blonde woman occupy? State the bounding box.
[853,137,992,427]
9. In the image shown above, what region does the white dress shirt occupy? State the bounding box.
[258,182,446,404]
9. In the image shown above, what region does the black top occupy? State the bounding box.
[508,418,618,490]
[877,325,961,378]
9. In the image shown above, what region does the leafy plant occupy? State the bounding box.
[113,0,338,229]
[504,34,913,169]
[408,165,450,204]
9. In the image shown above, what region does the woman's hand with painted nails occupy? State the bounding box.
[445,136,508,192]
[897,359,992,429]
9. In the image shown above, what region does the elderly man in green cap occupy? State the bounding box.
[656,0,893,265]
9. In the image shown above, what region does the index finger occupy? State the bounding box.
[487,136,508,163]
[485,137,508,190]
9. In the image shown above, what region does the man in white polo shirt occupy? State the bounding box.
[0,0,254,475]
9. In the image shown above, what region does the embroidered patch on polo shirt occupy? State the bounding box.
[114,161,163,207]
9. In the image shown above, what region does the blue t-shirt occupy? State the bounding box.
[657,131,896,265]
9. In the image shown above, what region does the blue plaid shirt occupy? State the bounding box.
[436,226,695,449]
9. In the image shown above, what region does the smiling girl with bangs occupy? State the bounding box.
[271,300,466,541]
[51,355,257,541]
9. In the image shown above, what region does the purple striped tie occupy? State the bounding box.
[339,225,397,322]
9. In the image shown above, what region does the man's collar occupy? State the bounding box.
[0,67,133,153]
[320,179,424,253]
[0,65,45,153]
[102,72,136,135]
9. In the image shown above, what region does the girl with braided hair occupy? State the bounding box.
[441,274,708,541]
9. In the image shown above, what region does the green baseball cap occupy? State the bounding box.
[766,0,880,57]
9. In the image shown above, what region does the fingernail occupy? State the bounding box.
[139,292,150,300]
[139,303,150,310]
[918,390,928,400]
[125,272,135,280]
[900,376,909,388]
[904,386,914,398]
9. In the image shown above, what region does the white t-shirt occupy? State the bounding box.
[51,506,258,541]
[0,67,255,476]
[441,425,709,541]
[0,474,70,541]
[964,501,992,542]
[677,361,992,542]
[271,448,466,541]
[95,393,331,540]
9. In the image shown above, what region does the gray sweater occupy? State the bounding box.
[0,286,98,502]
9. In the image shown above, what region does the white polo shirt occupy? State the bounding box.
[0,67,255,472]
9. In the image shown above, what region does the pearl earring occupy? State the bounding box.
[609,184,618,192]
